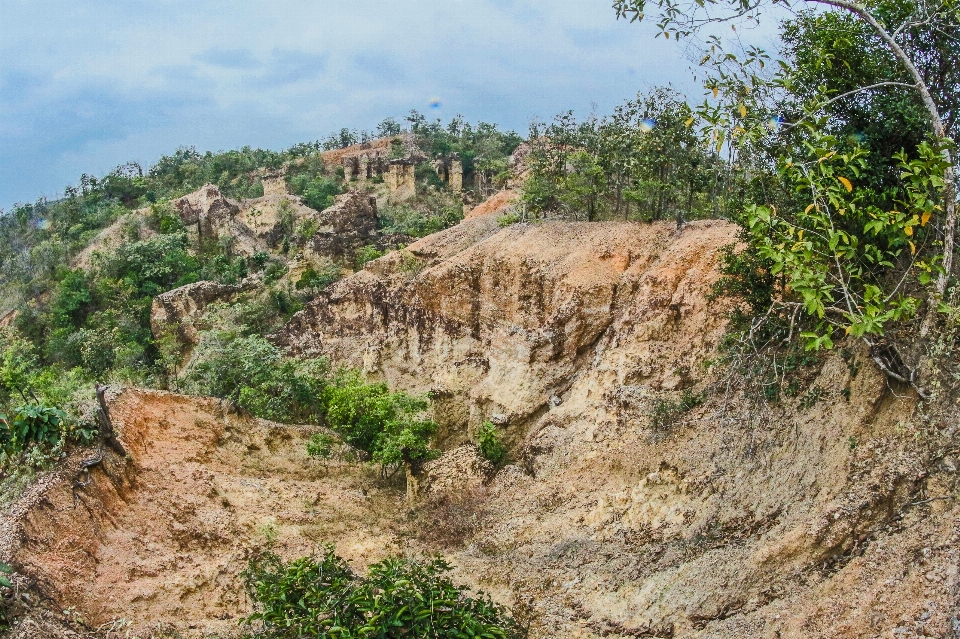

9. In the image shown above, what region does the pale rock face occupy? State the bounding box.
[173,184,242,241]
[273,213,949,638]
[276,216,735,448]
[385,161,416,200]
[261,175,287,196]
[304,191,379,264]
[150,278,261,350]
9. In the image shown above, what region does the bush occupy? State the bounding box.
[378,190,463,238]
[322,370,438,472]
[0,404,67,452]
[650,389,704,431]
[497,212,521,227]
[306,432,336,461]
[355,245,384,270]
[295,262,341,292]
[243,547,524,639]
[180,333,327,423]
[289,175,342,211]
[475,421,506,465]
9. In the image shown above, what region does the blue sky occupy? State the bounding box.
[0,0,781,210]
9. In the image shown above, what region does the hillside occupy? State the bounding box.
[0,192,955,637]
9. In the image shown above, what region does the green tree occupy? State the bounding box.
[613,0,958,301]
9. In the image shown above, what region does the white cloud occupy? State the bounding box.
[0,0,779,207]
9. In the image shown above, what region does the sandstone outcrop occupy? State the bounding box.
[151,278,260,349]
[273,213,956,637]
[173,183,243,240]
[304,191,379,264]
[0,389,402,638]
[3,195,958,638]
[277,216,734,446]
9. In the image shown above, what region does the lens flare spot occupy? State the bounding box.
[36,219,51,230]
[429,98,442,109]
[639,118,656,133]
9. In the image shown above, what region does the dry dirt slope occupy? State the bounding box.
[0,214,958,638]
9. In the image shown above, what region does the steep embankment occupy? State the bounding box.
[1,208,957,638]
[0,389,403,638]
[277,213,957,637]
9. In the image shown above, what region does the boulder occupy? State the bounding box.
[151,278,261,349]
[306,191,379,264]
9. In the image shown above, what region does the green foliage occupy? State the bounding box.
[522,89,725,222]
[781,5,959,194]
[181,333,328,423]
[651,389,704,430]
[743,129,944,348]
[475,421,506,465]
[243,547,524,639]
[0,404,67,452]
[497,212,521,227]
[296,262,342,292]
[0,563,13,589]
[306,432,337,460]
[404,112,523,194]
[322,370,438,471]
[355,245,384,269]
[378,189,464,238]
[289,174,342,212]
[148,146,283,200]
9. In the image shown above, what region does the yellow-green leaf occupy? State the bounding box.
[837,176,853,192]
[739,104,747,118]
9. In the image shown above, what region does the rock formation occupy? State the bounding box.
[2,189,958,638]
[173,184,242,241]
[384,160,416,200]
[272,213,955,638]
[150,278,261,361]
[304,191,379,264]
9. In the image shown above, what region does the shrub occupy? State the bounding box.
[322,370,438,473]
[355,245,384,269]
[475,421,506,465]
[497,212,521,227]
[378,191,463,238]
[650,389,704,431]
[0,404,67,452]
[295,262,341,292]
[289,175,342,211]
[306,432,336,461]
[180,333,328,423]
[243,547,524,638]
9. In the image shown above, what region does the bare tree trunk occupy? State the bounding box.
[95,383,127,457]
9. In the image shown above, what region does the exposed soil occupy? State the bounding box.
[2,211,959,638]
[1,390,405,638]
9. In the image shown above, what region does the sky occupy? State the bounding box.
[0,0,782,210]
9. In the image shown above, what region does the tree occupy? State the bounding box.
[613,0,959,300]
[522,89,723,223]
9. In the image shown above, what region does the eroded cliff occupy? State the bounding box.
[1,207,957,639]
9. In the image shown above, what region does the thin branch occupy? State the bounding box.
[782,82,919,131]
